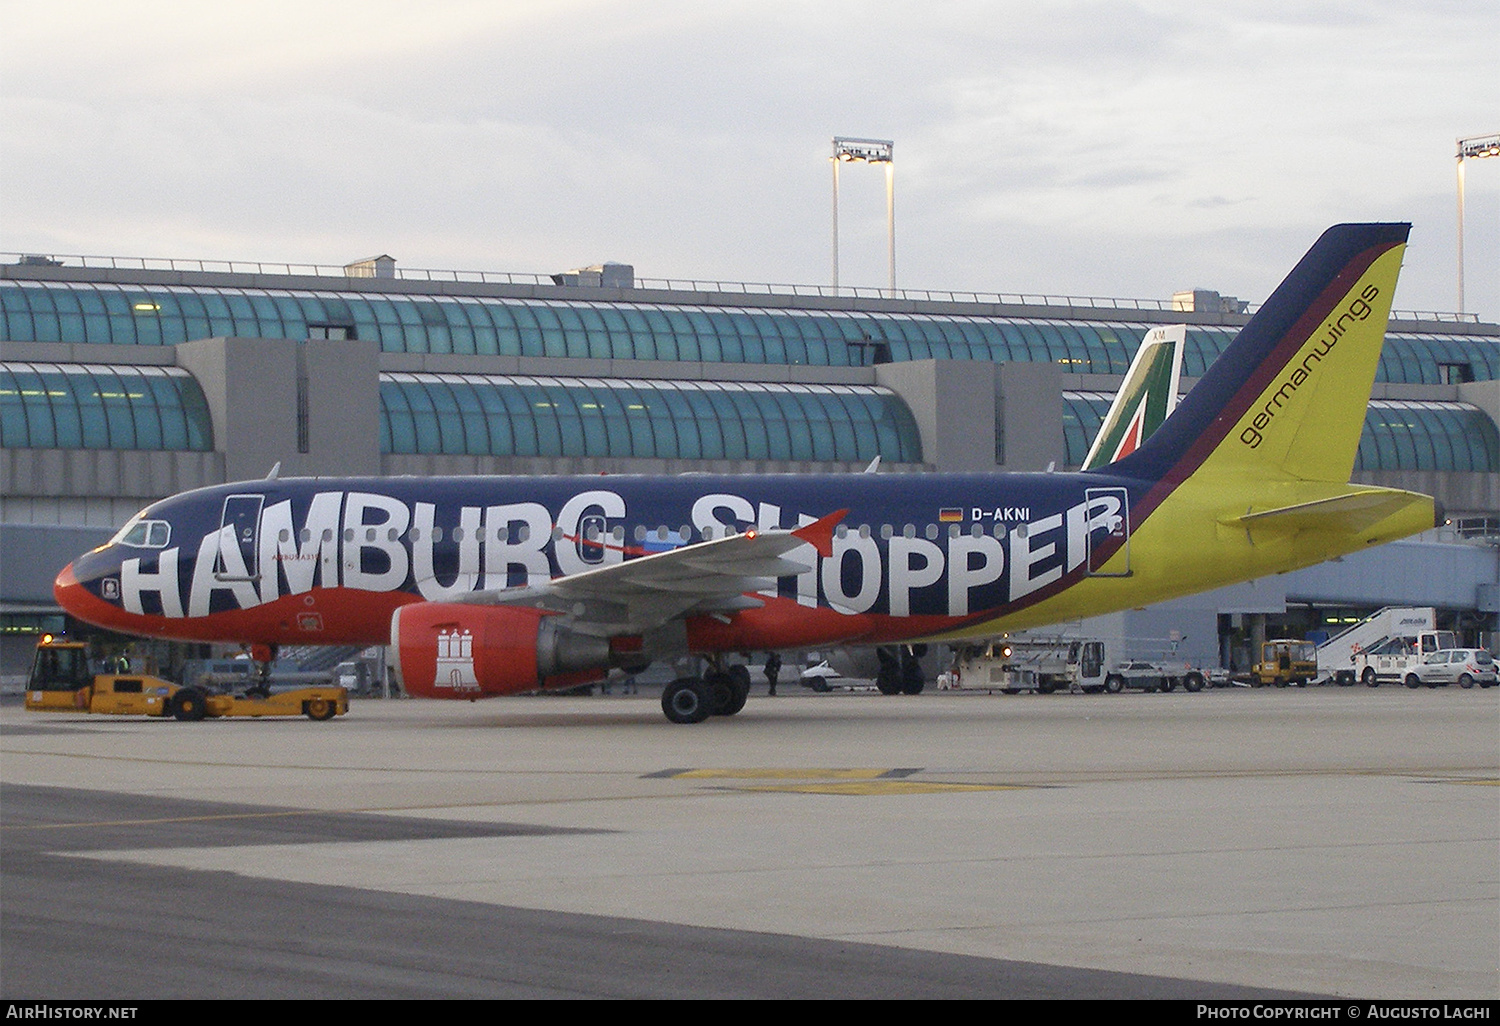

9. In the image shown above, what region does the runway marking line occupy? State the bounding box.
[653,768,920,780]
[729,780,1031,796]
[645,769,1039,795]
[5,809,327,832]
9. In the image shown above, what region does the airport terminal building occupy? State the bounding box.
[3,251,1499,677]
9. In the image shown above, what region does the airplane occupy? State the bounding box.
[1081,324,1184,470]
[53,223,1438,723]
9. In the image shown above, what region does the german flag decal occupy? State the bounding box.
[938,508,964,523]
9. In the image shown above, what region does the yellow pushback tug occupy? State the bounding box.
[24,637,347,721]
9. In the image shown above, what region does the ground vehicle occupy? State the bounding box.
[798,661,840,691]
[24,639,349,721]
[1401,648,1497,689]
[1315,607,1435,685]
[954,638,1205,694]
[1249,639,1318,687]
[1353,629,1458,687]
[1101,659,1205,693]
[953,638,1106,693]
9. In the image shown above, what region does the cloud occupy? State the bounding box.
[1,0,1497,315]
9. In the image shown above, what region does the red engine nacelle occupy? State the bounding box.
[392,603,611,699]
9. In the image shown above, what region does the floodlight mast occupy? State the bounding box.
[831,137,895,297]
[1456,132,1500,314]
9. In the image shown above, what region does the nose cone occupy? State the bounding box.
[55,556,132,634]
[54,561,85,616]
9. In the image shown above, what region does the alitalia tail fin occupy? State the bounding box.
[1112,223,1410,487]
[1082,324,1184,470]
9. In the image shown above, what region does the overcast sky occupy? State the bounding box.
[3,1,1497,318]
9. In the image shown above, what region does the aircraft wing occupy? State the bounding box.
[449,509,847,636]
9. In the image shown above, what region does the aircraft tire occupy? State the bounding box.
[1103,675,1124,695]
[716,674,749,716]
[875,648,903,695]
[170,687,208,722]
[305,697,337,721]
[702,674,735,715]
[1458,674,1474,689]
[662,679,713,724]
[721,685,748,715]
[899,650,925,694]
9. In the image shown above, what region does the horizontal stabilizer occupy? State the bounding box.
[1222,489,1430,535]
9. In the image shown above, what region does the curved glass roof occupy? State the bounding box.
[1063,391,1499,473]
[1356,400,1500,473]
[5,280,1496,384]
[0,362,213,451]
[380,374,922,463]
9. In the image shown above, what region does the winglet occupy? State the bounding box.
[793,509,848,558]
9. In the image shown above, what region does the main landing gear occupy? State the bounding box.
[875,645,927,695]
[661,659,751,724]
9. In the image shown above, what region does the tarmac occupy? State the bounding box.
[2,684,1496,999]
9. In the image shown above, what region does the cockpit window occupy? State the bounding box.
[112,518,171,549]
